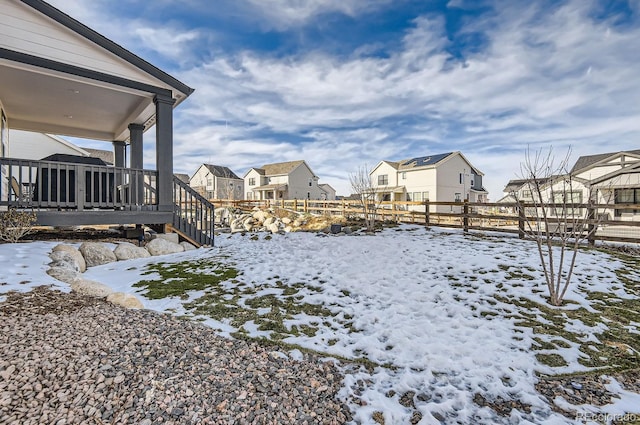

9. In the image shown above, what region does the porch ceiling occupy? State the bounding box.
[0,59,155,141]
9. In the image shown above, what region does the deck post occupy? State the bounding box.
[154,94,175,212]
[128,123,144,205]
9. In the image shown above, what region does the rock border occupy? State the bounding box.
[46,238,197,309]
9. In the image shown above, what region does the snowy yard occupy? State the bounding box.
[1,225,640,424]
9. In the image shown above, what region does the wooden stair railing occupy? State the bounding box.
[172,176,215,246]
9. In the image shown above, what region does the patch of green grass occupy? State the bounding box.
[133,258,239,299]
[536,353,568,367]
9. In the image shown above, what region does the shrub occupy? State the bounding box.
[0,209,37,243]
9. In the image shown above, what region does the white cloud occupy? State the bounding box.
[243,0,396,30]
[42,0,640,198]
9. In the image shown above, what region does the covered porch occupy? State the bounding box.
[0,0,196,231]
[251,184,288,200]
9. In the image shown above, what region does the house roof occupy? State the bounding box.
[174,173,190,184]
[261,160,307,176]
[202,164,241,180]
[397,152,454,170]
[84,148,114,165]
[319,183,335,191]
[252,184,289,191]
[571,149,640,173]
[502,178,552,193]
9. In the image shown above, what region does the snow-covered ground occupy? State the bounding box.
[1,225,639,424]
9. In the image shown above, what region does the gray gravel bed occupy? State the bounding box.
[0,287,351,424]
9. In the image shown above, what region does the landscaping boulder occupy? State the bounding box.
[107,292,144,309]
[51,244,86,272]
[145,238,184,256]
[49,250,82,273]
[114,242,151,261]
[153,233,180,244]
[70,278,114,298]
[79,242,117,268]
[268,223,280,234]
[46,266,79,284]
[180,242,197,251]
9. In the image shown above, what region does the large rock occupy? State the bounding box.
[114,242,151,261]
[180,242,197,251]
[51,244,86,272]
[281,217,292,225]
[70,278,114,298]
[107,292,144,309]
[252,210,268,222]
[268,223,280,234]
[79,242,117,268]
[263,217,275,227]
[152,233,180,244]
[145,238,184,256]
[49,250,82,273]
[46,266,80,284]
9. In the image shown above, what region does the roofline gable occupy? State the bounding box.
[590,161,640,185]
[571,150,640,174]
[21,0,194,98]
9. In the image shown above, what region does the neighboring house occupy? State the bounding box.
[572,150,640,220]
[498,178,553,203]
[189,164,243,200]
[244,160,326,200]
[174,173,190,184]
[319,183,336,200]
[369,151,488,212]
[8,130,114,163]
[499,150,640,221]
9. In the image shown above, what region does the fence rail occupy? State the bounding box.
[208,198,640,244]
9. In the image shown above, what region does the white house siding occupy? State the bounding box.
[371,162,399,190]
[435,154,472,212]
[1,0,163,88]
[190,165,243,199]
[288,163,323,200]
[244,169,264,200]
[8,130,86,159]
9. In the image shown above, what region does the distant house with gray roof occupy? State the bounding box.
[370,151,487,212]
[244,160,331,200]
[189,164,243,200]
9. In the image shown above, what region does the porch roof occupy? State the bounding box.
[0,0,193,142]
[252,184,288,191]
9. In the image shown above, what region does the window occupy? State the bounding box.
[413,192,422,202]
[382,193,391,202]
[459,173,463,184]
[309,178,312,187]
[455,193,462,202]
[422,192,429,201]
[552,191,583,216]
[406,193,412,201]
[615,188,640,216]
[307,192,310,199]
[248,178,255,186]
[521,190,532,200]
[378,175,388,185]
[402,172,407,180]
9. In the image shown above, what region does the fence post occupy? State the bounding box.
[341,200,345,218]
[518,201,525,239]
[293,199,298,212]
[587,203,596,246]
[463,197,469,233]
[304,199,308,213]
[424,199,430,228]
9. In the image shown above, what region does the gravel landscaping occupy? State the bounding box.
[0,287,352,425]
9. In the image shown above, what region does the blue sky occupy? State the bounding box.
[47,0,640,198]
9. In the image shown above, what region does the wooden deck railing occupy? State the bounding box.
[172,176,215,246]
[0,157,158,211]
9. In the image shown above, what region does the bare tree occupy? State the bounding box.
[349,165,381,232]
[515,146,610,306]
